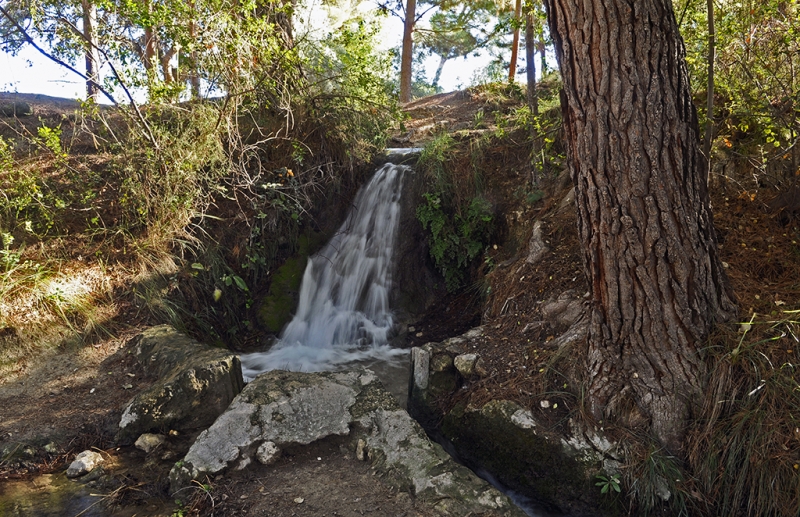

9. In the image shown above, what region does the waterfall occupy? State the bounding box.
[241,163,409,380]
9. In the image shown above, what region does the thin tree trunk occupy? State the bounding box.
[704,0,715,183]
[543,0,736,452]
[188,0,200,98]
[791,58,798,175]
[143,0,156,74]
[508,0,522,82]
[432,54,447,89]
[81,0,100,101]
[274,0,294,47]
[400,0,417,103]
[160,45,178,84]
[144,31,156,74]
[525,10,540,186]
[525,12,537,117]
[538,40,546,76]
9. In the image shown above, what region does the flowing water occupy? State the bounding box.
[241,163,410,381]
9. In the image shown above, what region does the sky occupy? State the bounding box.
[0,3,498,102]
[2,45,88,99]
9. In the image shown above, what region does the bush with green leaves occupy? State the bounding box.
[301,16,400,162]
[417,192,494,292]
[0,132,60,235]
[117,102,227,233]
[680,1,800,184]
[417,132,456,188]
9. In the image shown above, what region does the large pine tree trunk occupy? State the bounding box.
[542,0,736,451]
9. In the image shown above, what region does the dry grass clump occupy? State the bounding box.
[686,314,800,516]
[679,187,800,516]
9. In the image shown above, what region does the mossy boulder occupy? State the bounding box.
[116,325,244,444]
[409,327,625,517]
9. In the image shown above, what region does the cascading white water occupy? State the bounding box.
[241,163,409,380]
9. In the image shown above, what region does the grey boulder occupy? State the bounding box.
[116,325,244,444]
[66,450,104,478]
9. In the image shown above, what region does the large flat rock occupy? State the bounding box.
[170,369,526,516]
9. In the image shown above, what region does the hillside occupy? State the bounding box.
[1,85,800,515]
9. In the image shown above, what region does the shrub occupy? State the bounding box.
[417,192,494,292]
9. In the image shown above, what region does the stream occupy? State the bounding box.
[1,156,552,517]
[239,159,552,516]
[240,162,411,383]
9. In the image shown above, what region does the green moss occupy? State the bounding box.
[257,256,306,333]
[257,231,327,333]
[441,400,622,516]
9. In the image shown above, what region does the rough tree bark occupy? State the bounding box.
[542,0,737,451]
[399,0,417,103]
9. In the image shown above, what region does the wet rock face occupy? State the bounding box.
[170,369,526,517]
[256,255,307,334]
[391,166,446,323]
[408,326,623,517]
[115,325,244,444]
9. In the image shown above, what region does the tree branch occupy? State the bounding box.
[0,4,118,105]
[51,14,159,149]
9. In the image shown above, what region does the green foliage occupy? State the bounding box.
[418,132,456,188]
[0,137,58,235]
[35,125,65,160]
[0,136,11,170]
[302,16,399,160]
[680,0,800,182]
[417,192,494,292]
[625,445,687,517]
[594,473,621,495]
[0,232,16,271]
[117,103,226,231]
[417,1,508,87]
[0,0,402,353]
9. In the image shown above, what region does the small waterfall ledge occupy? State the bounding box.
[241,163,410,379]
